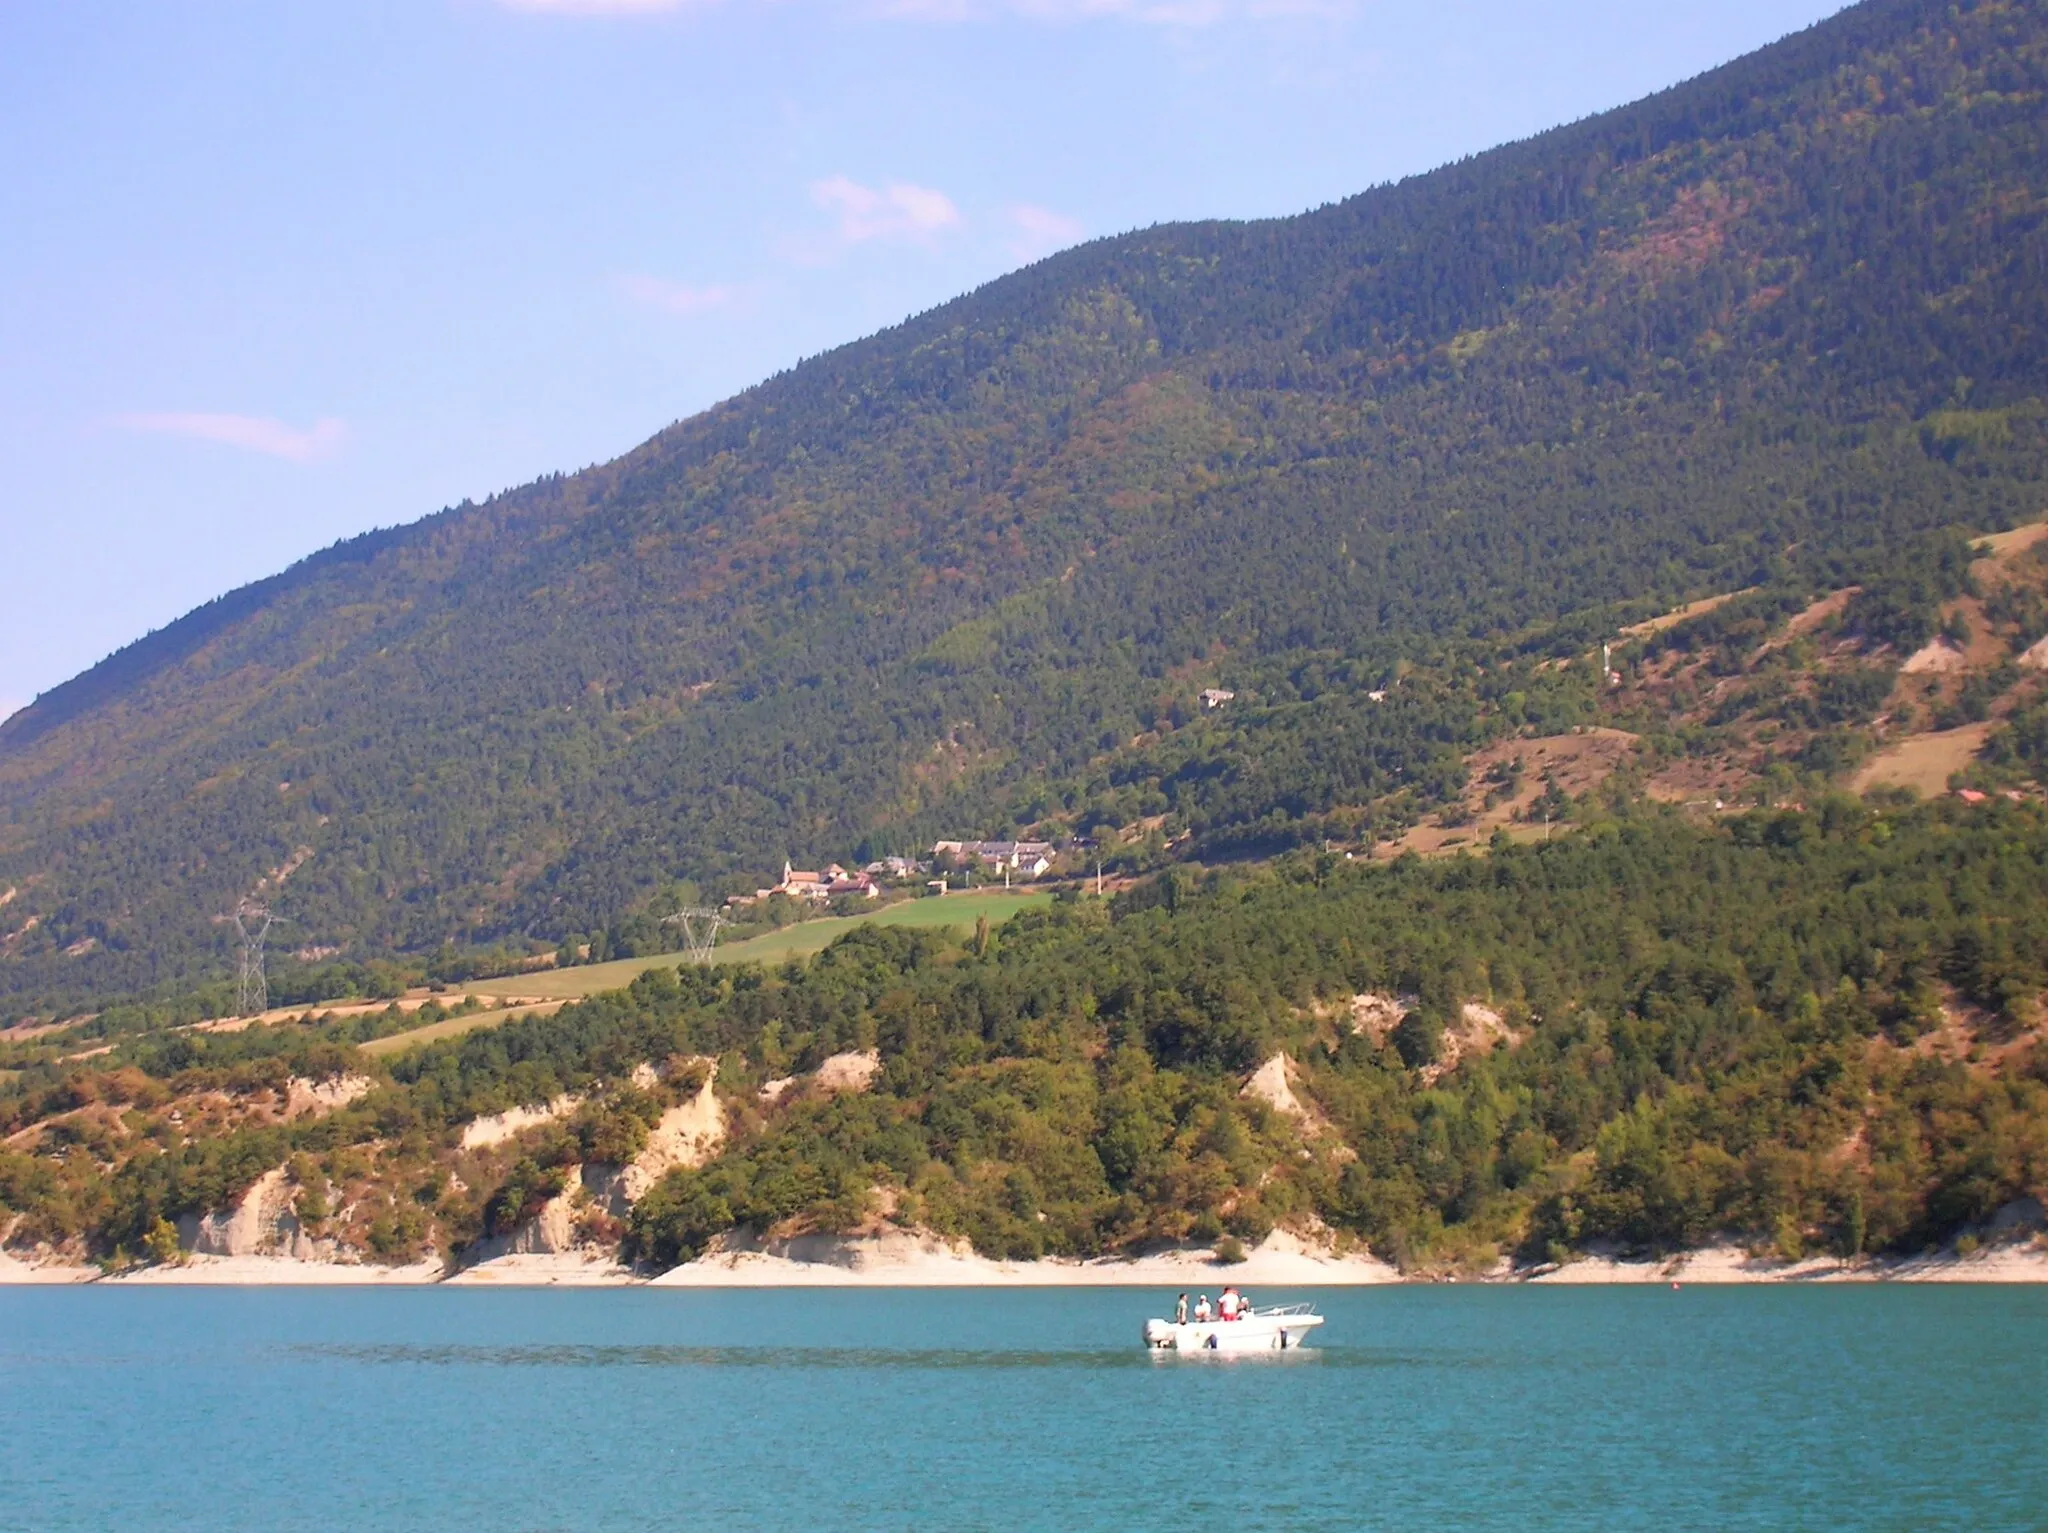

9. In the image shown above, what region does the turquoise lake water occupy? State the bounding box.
[2,1285,2044,1530]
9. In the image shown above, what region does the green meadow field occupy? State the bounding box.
[351,893,1052,1055]
[464,889,1053,1003]
[356,1001,564,1057]
[333,893,1052,1056]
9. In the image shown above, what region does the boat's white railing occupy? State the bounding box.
[1240,1302,1317,1318]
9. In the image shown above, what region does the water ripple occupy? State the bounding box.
[276,1342,1394,1370]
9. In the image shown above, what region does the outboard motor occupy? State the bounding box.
[1143,1319,1174,1349]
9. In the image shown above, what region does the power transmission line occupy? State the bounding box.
[661,907,728,966]
[229,903,276,1016]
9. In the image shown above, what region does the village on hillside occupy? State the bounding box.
[726,839,1065,909]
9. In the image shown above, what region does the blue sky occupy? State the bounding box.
[0,0,1847,718]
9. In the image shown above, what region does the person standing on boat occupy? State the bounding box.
[1219,1286,1240,1321]
[1175,1293,1189,1324]
[1194,1294,1212,1323]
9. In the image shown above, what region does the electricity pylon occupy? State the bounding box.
[662,907,728,966]
[230,903,276,1015]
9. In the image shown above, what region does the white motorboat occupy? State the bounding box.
[1143,1301,1324,1353]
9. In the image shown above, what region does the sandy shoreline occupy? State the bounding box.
[1526,1241,2048,1285]
[645,1230,1402,1288]
[7,1233,2047,1287]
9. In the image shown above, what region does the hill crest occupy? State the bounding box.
[4,0,2048,1017]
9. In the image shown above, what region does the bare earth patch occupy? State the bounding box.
[459,1093,583,1151]
[1901,638,1969,675]
[1971,520,2048,562]
[179,1167,329,1260]
[195,986,562,1036]
[283,1073,373,1118]
[1241,1053,1336,1136]
[1644,753,1754,807]
[762,1050,881,1102]
[1420,1002,1519,1085]
[1779,587,1860,642]
[814,1050,881,1093]
[1345,993,1410,1044]
[1243,1054,1307,1119]
[1383,729,1638,856]
[1898,997,2048,1074]
[1849,722,1994,796]
[592,1063,728,1210]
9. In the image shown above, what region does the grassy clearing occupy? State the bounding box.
[357,1001,565,1057]
[465,890,1055,1003]
[1619,587,1757,639]
[720,889,1051,964]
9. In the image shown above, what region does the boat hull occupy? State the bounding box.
[1143,1313,1323,1353]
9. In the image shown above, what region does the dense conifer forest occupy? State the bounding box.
[4,0,2048,1275]
[3,799,2044,1271]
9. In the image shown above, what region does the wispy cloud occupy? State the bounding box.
[496,0,1348,18]
[494,0,707,13]
[114,412,349,463]
[810,175,962,246]
[1007,203,1085,261]
[870,0,1349,22]
[618,275,749,316]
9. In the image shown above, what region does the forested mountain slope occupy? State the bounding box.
[5,0,2048,1016]
[5,800,2045,1274]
